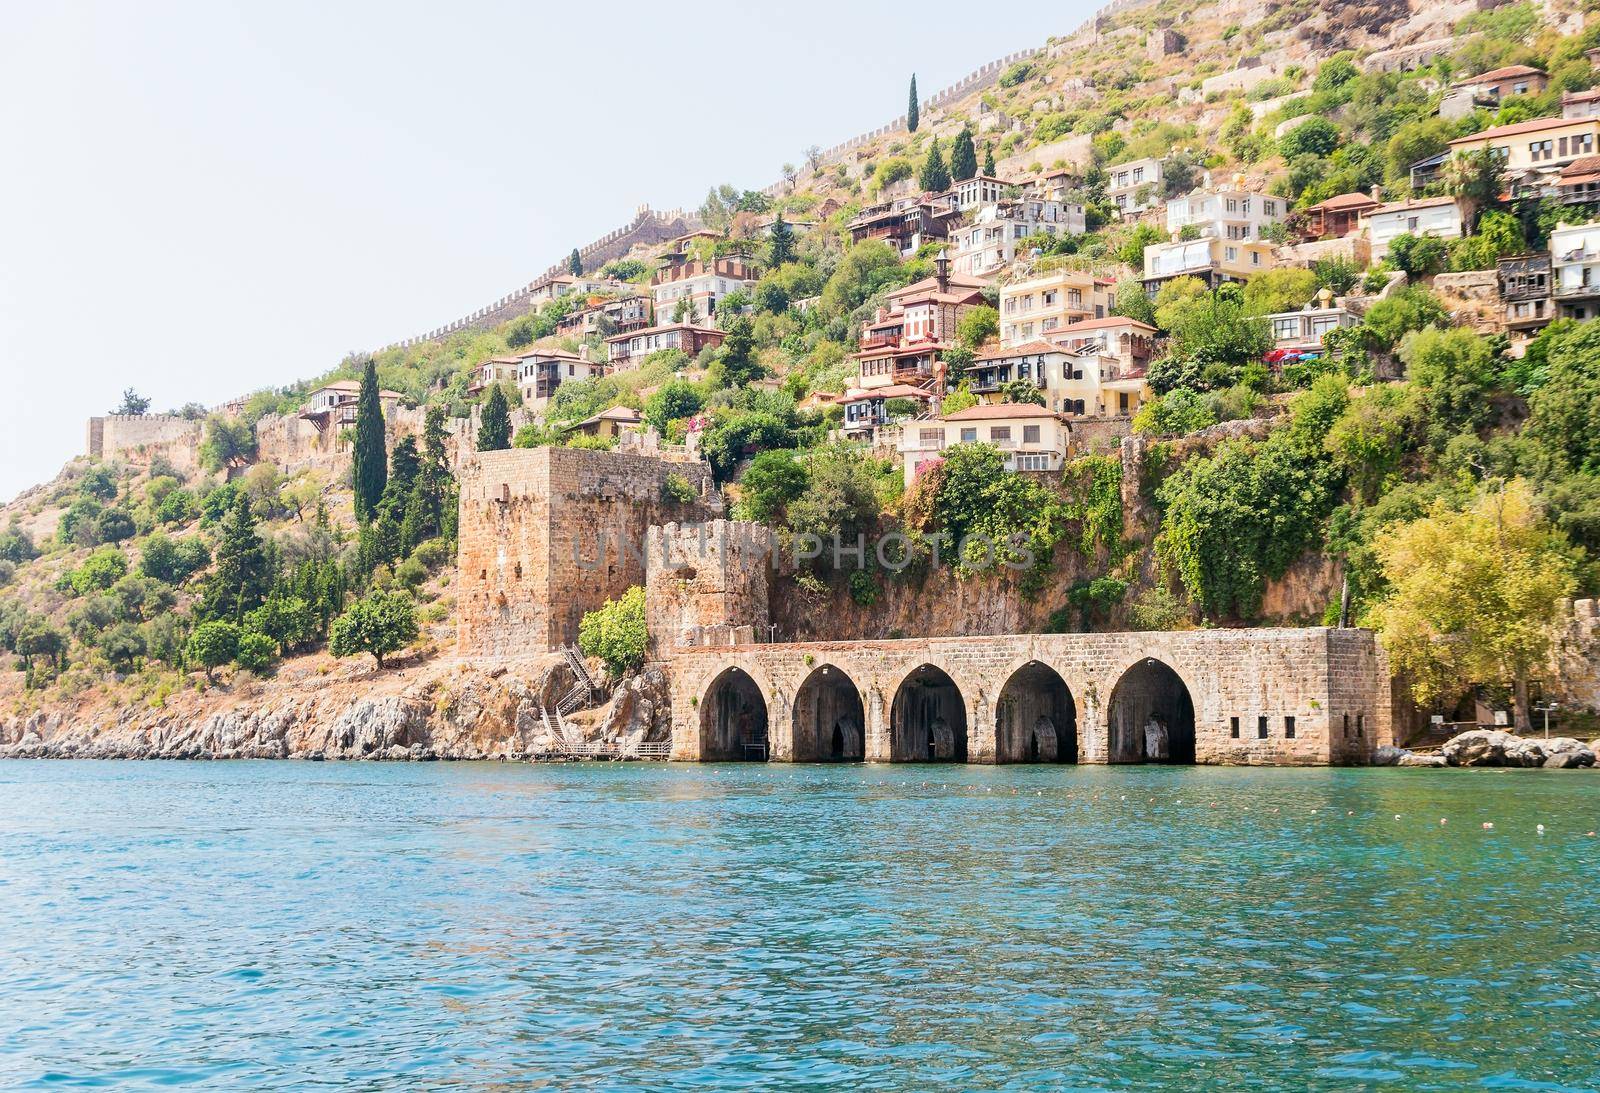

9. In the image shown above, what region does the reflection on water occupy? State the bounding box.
[0,761,1597,1090]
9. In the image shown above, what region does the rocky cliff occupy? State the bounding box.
[0,654,669,761]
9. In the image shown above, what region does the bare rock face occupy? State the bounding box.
[1441,730,1596,769]
[0,655,582,761]
[1371,744,1447,768]
[594,665,672,743]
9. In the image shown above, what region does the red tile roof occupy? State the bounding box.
[1049,316,1158,335]
[943,402,1059,421]
[1468,64,1546,83]
[973,340,1066,361]
[1450,115,1595,144]
[1306,192,1381,211]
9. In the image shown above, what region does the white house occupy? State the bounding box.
[1551,220,1600,320]
[1362,196,1463,261]
[1165,183,1284,244]
[948,198,1086,276]
[898,403,1070,487]
[1105,157,1164,215]
[515,347,606,413]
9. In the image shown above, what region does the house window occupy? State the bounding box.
[1225,246,1238,262]
[919,428,942,447]
[1023,424,1041,443]
[989,426,1012,441]
[1042,291,1057,306]
[1068,289,1082,307]
[1285,716,1296,739]
[1133,167,1145,183]
[1257,715,1269,739]
[1273,317,1301,341]
[1263,199,1278,216]
[1252,252,1262,266]
[1230,716,1240,739]
[960,427,977,443]
[1531,139,1554,162]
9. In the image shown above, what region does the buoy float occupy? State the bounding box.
[1440,818,1447,825]
[1537,824,1546,834]
[1483,822,1495,830]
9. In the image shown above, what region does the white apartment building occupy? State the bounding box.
[949,199,1087,277]
[1165,184,1284,243]
[1142,236,1275,289]
[998,270,1116,344]
[1362,197,1464,261]
[898,403,1070,486]
[1551,220,1600,320]
[1106,157,1164,215]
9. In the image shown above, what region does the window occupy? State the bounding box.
[1273,317,1301,341]
[989,426,1012,441]
[1257,715,1268,739]
[1531,139,1554,162]
[1263,199,1278,216]
[1343,713,1351,738]
[1356,714,1364,739]
[1042,290,1058,306]
[1068,289,1083,307]
[960,427,977,443]
[1252,252,1262,266]
[1133,167,1144,183]
[1226,246,1238,262]
[1285,716,1296,739]
[1023,424,1041,443]
[1016,453,1051,470]
[918,428,942,447]
[1230,716,1240,739]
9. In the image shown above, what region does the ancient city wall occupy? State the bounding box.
[665,627,1386,766]
[645,519,773,654]
[86,414,205,472]
[456,447,720,657]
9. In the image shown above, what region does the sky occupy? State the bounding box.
[0,0,1092,502]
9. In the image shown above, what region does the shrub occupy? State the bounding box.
[329,591,418,669]
[662,473,696,504]
[578,585,647,677]
[411,537,453,573]
[395,556,428,591]
[849,570,879,606]
[185,620,240,681]
[71,547,129,596]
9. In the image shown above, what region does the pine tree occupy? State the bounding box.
[477,384,511,451]
[950,127,978,182]
[203,496,273,622]
[407,405,452,548]
[907,75,919,133]
[389,436,420,494]
[352,358,387,524]
[769,212,795,266]
[568,248,583,276]
[919,137,950,193]
[983,141,997,178]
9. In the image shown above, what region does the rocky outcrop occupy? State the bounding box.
[1440,730,1597,769]
[0,654,662,761]
[1371,744,1447,768]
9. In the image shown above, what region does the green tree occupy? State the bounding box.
[1368,480,1576,731]
[389,436,421,493]
[202,496,273,622]
[329,590,418,669]
[198,416,257,473]
[997,380,1046,406]
[477,383,512,452]
[956,305,999,349]
[643,379,704,434]
[941,381,978,416]
[1279,117,1342,159]
[113,388,150,415]
[769,212,795,266]
[982,141,997,178]
[352,359,388,523]
[950,126,978,181]
[568,248,583,276]
[1243,267,1318,316]
[1529,322,1600,473]
[235,631,277,674]
[1440,149,1503,231]
[734,450,808,524]
[70,547,128,595]
[578,585,647,677]
[1400,326,1501,446]
[907,74,919,133]
[1387,233,1448,277]
[245,595,317,657]
[711,316,765,388]
[918,137,950,193]
[1111,279,1157,326]
[186,620,239,682]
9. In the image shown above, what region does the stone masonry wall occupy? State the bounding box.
[87,414,205,471]
[665,627,1387,766]
[645,520,773,655]
[457,447,719,657]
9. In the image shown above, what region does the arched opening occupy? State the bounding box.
[890,664,968,762]
[995,661,1078,763]
[1107,658,1196,764]
[791,664,865,762]
[700,667,769,761]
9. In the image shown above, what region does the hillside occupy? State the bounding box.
[6,0,1600,744]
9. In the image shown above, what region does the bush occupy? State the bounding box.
[661,473,697,504]
[234,630,277,674]
[185,620,239,681]
[411,537,453,572]
[578,585,647,677]
[849,570,879,606]
[395,556,428,591]
[329,591,418,669]
[71,547,129,596]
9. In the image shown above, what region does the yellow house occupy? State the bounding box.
[997,269,1118,345]
[1448,115,1600,174]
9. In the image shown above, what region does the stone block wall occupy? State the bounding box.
[86,414,204,471]
[645,520,773,655]
[456,447,719,657]
[665,627,1389,766]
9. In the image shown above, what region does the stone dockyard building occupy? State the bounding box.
[459,447,1393,765]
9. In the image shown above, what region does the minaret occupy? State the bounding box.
[935,247,951,293]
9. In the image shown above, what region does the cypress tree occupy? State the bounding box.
[950,126,978,182]
[769,212,795,266]
[477,384,511,452]
[907,75,919,133]
[568,248,583,276]
[388,436,420,494]
[352,359,387,524]
[983,141,997,178]
[919,137,950,193]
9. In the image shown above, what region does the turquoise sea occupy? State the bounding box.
[1,761,1597,1091]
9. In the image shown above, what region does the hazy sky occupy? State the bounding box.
[0,1,1090,501]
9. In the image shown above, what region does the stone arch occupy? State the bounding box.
[995,660,1078,763]
[791,663,866,762]
[1106,657,1196,764]
[889,664,969,762]
[700,665,770,761]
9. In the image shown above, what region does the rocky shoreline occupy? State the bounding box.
[0,656,672,762]
[1376,730,1599,770]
